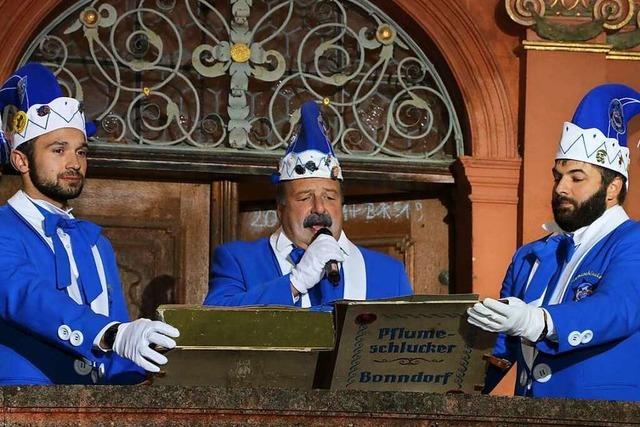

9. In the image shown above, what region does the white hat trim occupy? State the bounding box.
[556,121,629,179]
[11,97,86,149]
[278,149,343,181]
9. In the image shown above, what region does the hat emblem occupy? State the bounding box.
[37,105,50,116]
[12,111,28,134]
[609,98,625,134]
[595,149,607,164]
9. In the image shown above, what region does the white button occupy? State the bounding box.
[58,325,71,341]
[581,330,593,344]
[70,330,84,347]
[532,363,552,383]
[73,359,92,376]
[98,363,105,379]
[568,331,582,346]
[519,369,528,387]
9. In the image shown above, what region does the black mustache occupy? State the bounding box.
[303,213,332,228]
[552,195,576,208]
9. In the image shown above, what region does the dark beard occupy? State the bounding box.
[552,185,607,232]
[29,166,84,204]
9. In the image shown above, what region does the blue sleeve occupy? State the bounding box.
[538,237,640,355]
[0,230,113,362]
[203,244,296,306]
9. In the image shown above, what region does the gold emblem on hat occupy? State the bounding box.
[230,43,251,63]
[143,87,151,96]
[12,111,28,134]
[81,8,99,27]
[376,24,395,45]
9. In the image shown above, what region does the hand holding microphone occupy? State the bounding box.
[290,230,344,294]
[313,228,341,285]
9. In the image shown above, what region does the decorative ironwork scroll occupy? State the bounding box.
[19,0,463,166]
[505,0,640,48]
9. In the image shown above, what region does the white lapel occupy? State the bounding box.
[339,232,367,300]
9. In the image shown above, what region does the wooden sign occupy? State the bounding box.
[330,295,495,393]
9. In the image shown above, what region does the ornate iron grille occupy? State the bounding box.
[19,0,463,166]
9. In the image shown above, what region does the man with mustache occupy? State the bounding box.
[467,84,640,401]
[0,63,179,384]
[204,101,412,308]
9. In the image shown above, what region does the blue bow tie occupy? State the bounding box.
[40,209,103,304]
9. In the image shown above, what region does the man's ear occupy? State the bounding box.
[10,150,29,175]
[606,175,623,202]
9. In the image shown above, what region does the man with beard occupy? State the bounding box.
[0,63,180,384]
[204,101,412,309]
[467,84,640,401]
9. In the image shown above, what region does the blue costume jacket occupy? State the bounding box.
[487,212,640,401]
[203,234,413,307]
[0,193,145,385]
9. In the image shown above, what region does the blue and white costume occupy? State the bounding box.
[484,84,640,400]
[0,192,145,384]
[204,229,412,308]
[204,100,413,308]
[0,63,144,384]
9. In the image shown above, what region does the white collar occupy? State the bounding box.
[22,191,74,218]
[542,205,628,246]
[271,227,351,256]
[7,190,57,250]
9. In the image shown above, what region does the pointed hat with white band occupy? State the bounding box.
[0,63,96,152]
[557,84,640,181]
[272,100,342,183]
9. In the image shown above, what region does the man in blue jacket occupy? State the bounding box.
[0,63,179,384]
[467,84,640,401]
[204,101,413,309]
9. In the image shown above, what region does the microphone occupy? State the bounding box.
[312,227,341,286]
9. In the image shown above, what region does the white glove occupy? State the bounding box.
[112,318,180,373]
[290,234,345,294]
[466,297,546,342]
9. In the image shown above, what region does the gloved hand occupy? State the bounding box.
[112,318,180,373]
[466,297,546,342]
[290,234,345,294]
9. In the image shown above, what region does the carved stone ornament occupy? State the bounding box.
[505,0,640,49]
